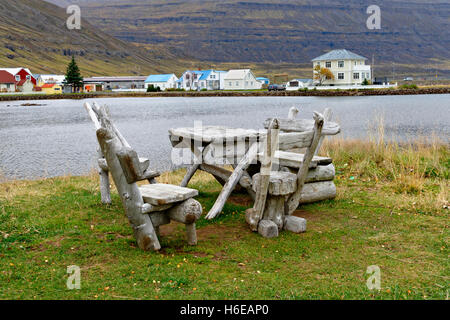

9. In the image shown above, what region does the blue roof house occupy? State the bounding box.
[179,70,228,90]
[145,74,178,90]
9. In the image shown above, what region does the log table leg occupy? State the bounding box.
[206,142,260,220]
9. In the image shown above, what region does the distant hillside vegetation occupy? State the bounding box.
[45,0,450,73]
[0,0,189,76]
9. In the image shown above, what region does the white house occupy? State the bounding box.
[177,70,227,90]
[145,74,178,90]
[311,49,371,86]
[197,70,227,90]
[224,69,262,90]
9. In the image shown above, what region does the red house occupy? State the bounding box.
[0,67,36,92]
[0,70,16,92]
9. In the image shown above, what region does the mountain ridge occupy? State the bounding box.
[45,0,450,68]
[0,0,189,76]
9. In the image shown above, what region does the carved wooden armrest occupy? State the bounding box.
[116,147,160,184]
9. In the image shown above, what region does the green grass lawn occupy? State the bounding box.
[0,139,448,300]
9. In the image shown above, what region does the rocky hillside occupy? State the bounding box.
[0,0,188,75]
[45,0,450,75]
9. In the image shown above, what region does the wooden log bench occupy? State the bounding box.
[84,102,202,251]
[261,107,338,205]
[246,110,340,238]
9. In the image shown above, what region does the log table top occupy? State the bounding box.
[169,126,262,143]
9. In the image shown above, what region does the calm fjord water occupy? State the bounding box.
[0,95,448,180]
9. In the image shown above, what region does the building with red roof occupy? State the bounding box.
[0,70,16,93]
[0,67,36,93]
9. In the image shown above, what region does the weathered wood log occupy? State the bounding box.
[85,103,112,204]
[87,102,201,250]
[180,143,214,187]
[98,157,150,173]
[286,112,324,215]
[263,197,285,230]
[181,164,200,187]
[199,164,231,185]
[84,102,101,130]
[149,211,171,227]
[206,141,260,220]
[252,171,297,231]
[278,131,314,150]
[117,147,143,183]
[167,199,202,245]
[185,223,197,245]
[141,203,174,214]
[284,216,307,233]
[288,107,299,120]
[264,117,340,135]
[199,164,253,196]
[139,184,198,206]
[297,181,336,204]
[117,147,160,184]
[97,149,111,205]
[246,119,279,231]
[258,151,332,169]
[252,171,297,195]
[257,219,279,238]
[315,108,332,156]
[96,127,161,251]
[167,198,202,224]
[282,164,335,183]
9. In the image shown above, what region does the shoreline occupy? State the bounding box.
[0,87,449,101]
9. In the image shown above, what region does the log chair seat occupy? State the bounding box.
[139,184,199,206]
[257,150,332,169]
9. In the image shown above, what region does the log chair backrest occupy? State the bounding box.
[84,102,145,185]
[84,101,161,251]
[264,107,336,155]
[264,111,340,215]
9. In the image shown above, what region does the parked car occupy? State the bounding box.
[268,84,286,91]
[403,77,414,81]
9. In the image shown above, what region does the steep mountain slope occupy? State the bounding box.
[45,0,450,71]
[0,0,189,76]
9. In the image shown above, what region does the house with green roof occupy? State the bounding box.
[311,49,371,86]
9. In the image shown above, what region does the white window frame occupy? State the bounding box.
[353,72,360,80]
[326,61,331,68]
[15,75,20,81]
[338,73,344,80]
[338,61,344,68]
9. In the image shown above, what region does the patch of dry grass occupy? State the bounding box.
[321,120,448,214]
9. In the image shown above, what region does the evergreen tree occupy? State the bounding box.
[64,56,83,92]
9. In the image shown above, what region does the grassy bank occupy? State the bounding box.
[0,137,448,300]
[0,87,449,101]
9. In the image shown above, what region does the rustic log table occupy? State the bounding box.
[169,126,263,220]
